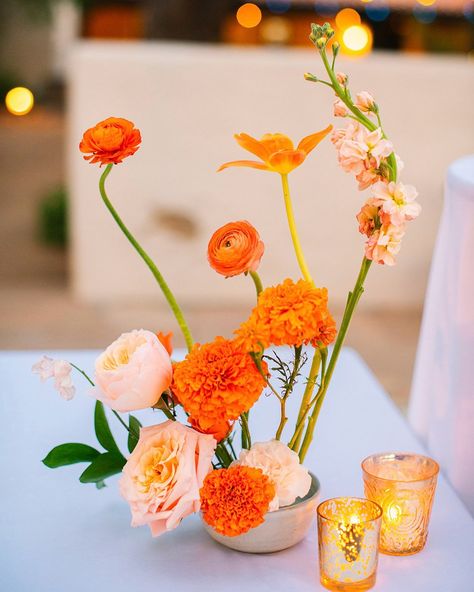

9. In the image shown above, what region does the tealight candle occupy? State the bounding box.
[361,452,439,555]
[317,497,382,591]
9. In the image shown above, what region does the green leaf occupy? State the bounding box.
[94,401,121,454]
[42,443,100,468]
[95,480,106,490]
[127,415,142,453]
[79,452,126,484]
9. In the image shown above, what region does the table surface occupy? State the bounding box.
[1,348,473,592]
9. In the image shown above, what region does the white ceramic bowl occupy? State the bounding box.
[202,472,320,553]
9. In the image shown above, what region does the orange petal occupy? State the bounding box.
[297,125,333,155]
[268,150,306,174]
[217,160,271,172]
[260,133,294,155]
[234,133,269,162]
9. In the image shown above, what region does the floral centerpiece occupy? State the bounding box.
[34,23,420,549]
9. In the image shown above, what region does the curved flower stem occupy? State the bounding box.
[298,256,372,462]
[275,345,302,441]
[280,173,314,285]
[249,270,263,297]
[240,412,252,450]
[99,164,194,352]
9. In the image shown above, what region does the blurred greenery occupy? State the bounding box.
[11,0,88,21]
[38,186,68,247]
[0,70,20,102]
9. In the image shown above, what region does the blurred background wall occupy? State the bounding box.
[1,0,473,407]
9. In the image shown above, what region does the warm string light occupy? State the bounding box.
[334,7,372,57]
[5,86,34,116]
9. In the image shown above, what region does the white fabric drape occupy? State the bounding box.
[410,154,474,515]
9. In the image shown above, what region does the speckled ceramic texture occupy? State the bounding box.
[202,472,320,553]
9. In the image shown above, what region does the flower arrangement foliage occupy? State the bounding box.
[34,23,420,538]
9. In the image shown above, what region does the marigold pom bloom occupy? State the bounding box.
[207,220,264,277]
[235,278,337,352]
[79,117,141,165]
[171,337,267,430]
[200,466,275,536]
[218,127,332,175]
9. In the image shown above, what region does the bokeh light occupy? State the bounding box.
[365,1,390,22]
[336,8,361,30]
[314,1,339,17]
[463,2,474,24]
[266,0,291,14]
[261,16,292,43]
[417,0,437,6]
[236,3,262,28]
[5,87,34,116]
[413,4,437,23]
[341,24,373,56]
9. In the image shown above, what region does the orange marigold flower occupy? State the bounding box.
[200,466,275,536]
[189,416,233,443]
[207,220,264,277]
[79,117,141,165]
[218,127,332,175]
[235,278,337,352]
[171,337,266,430]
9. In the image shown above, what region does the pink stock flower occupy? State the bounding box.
[333,99,348,117]
[372,181,421,225]
[120,420,216,537]
[355,91,376,113]
[365,224,406,266]
[94,329,172,412]
[356,198,380,236]
[32,356,76,400]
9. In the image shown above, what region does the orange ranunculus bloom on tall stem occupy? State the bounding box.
[218,126,332,175]
[79,117,141,165]
[207,220,264,277]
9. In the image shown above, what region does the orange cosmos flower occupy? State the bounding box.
[235,278,337,352]
[79,117,141,165]
[207,220,264,277]
[200,466,275,537]
[171,337,267,430]
[218,126,332,175]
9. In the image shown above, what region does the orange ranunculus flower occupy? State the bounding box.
[235,278,337,352]
[218,126,332,175]
[189,416,233,443]
[79,117,141,165]
[207,220,264,277]
[157,331,173,356]
[200,466,275,536]
[171,336,267,430]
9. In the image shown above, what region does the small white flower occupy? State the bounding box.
[235,440,312,511]
[32,356,76,400]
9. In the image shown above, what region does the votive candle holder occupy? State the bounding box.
[362,452,439,556]
[317,497,382,591]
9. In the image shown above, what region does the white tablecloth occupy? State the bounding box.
[409,154,474,515]
[1,348,473,591]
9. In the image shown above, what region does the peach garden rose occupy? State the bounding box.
[94,329,172,412]
[120,421,216,536]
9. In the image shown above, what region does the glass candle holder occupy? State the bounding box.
[362,452,439,556]
[317,497,382,592]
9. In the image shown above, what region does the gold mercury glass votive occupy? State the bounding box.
[317,497,382,592]
[362,452,439,556]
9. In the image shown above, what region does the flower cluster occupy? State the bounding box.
[200,465,275,536]
[171,337,267,430]
[32,356,76,400]
[235,278,336,353]
[331,90,420,266]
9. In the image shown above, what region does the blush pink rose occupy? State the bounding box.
[120,420,216,536]
[94,329,172,412]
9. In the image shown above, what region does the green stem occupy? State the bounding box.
[289,348,321,450]
[280,173,314,285]
[240,412,252,449]
[298,257,372,462]
[249,270,263,297]
[99,164,194,352]
[112,410,130,433]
